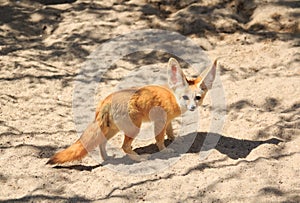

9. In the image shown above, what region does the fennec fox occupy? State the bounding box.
[47,58,217,164]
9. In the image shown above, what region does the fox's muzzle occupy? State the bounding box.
[188,105,196,111]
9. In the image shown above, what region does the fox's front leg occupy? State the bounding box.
[166,122,175,141]
[155,124,175,153]
[166,122,184,143]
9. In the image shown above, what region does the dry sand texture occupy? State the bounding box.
[0,0,299,202]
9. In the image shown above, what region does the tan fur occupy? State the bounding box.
[46,140,87,165]
[47,58,217,164]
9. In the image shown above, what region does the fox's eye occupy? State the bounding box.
[182,95,189,100]
[195,95,202,100]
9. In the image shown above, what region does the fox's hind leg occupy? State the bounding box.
[99,142,109,161]
[99,127,119,161]
[122,135,138,159]
[121,116,149,161]
[122,135,149,161]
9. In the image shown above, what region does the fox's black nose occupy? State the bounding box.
[189,105,196,111]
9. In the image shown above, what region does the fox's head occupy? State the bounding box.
[167,58,217,112]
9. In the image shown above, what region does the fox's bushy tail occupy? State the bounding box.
[46,140,87,165]
[47,121,106,165]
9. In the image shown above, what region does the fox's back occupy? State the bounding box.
[129,85,181,121]
[96,85,181,126]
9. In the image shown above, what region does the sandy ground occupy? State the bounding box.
[0,0,300,202]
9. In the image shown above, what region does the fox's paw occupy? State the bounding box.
[161,148,175,153]
[128,154,150,162]
[140,154,150,161]
[167,134,176,141]
[103,155,116,161]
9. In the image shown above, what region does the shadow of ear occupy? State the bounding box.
[188,132,283,160]
[134,132,283,161]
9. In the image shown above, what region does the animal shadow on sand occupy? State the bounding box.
[52,132,282,171]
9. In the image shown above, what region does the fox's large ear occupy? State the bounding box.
[199,59,217,90]
[167,58,188,89]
